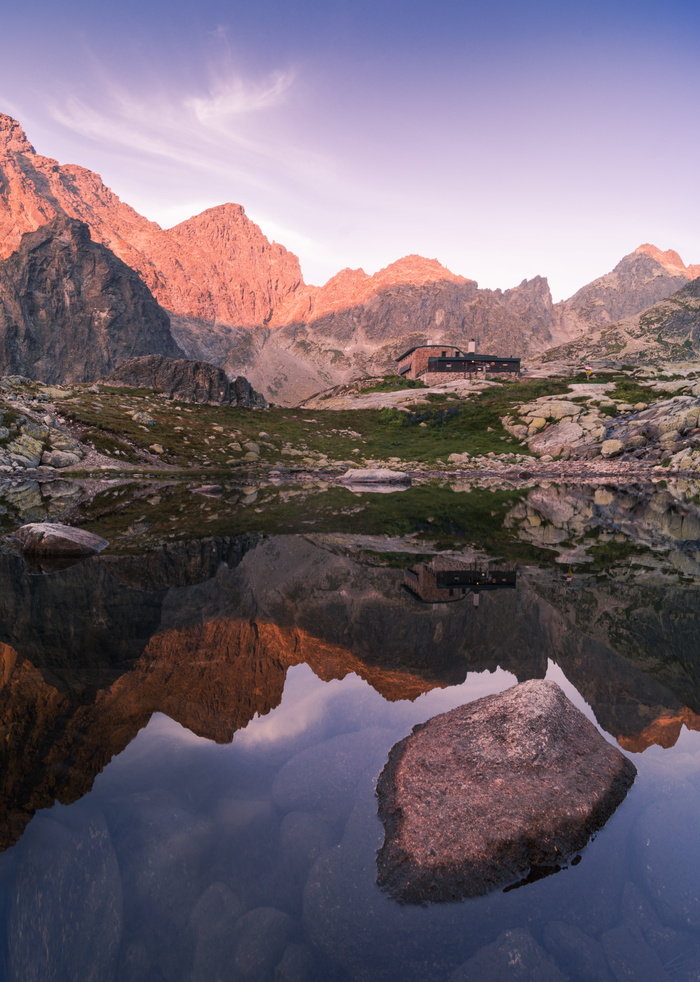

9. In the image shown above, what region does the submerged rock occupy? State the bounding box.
[14,522,109,557]
[376,679,636,903]
[449,928,566,982]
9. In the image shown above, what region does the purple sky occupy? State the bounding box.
[2,0,699,299]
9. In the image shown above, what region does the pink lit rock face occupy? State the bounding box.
[376,679,636,904]
[0,115,303,326]
[2,112,699,403]
[551,246,698,344]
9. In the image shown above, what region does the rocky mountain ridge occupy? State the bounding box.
[550,244,700,346]
[0,115,303,327]
[543,276,700,367]
[2,112,699,403]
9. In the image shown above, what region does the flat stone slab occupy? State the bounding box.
[376,679,636,903]
[14,523,109,558]
[340,468,411,485]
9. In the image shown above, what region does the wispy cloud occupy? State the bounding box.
[48,55,330,198]
[186,70,295,124]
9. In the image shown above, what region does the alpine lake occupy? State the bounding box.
[1,471,699,982]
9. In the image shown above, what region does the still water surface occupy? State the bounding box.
[0,479,699,981]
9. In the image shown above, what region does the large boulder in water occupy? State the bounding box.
[376,679,636,903]
[14,523,109,557]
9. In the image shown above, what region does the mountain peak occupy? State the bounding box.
[634,243,689,276]
[0,113,35,154]
[169,202,247,232]
[376,254,470,288]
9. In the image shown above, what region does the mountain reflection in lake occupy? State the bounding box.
[1,481,700,980]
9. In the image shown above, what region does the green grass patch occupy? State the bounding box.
[58,386,532,465]
[358,375,427,393]
[587,539,653,570]
[611,379,658,405]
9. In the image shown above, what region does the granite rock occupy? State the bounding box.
[376,679,636,902]
[14,523,109,557]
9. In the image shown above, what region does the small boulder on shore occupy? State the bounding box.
[340,468,411,485]
[13,523,109,558]
[376,679,636,903]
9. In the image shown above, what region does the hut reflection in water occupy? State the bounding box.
[403,557,517,606]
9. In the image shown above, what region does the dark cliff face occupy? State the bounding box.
[103,354,267,407]
[0,217,182,383]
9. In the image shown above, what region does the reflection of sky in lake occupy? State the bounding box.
[2,654,699,981]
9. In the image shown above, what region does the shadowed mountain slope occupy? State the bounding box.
[0,216,181,382]
[543,275,700,365]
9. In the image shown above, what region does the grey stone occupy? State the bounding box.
[40,450,81,468]
[274,943,320,982]
[47,429,82,454]
[340,468,411,485]
[108,790,207,980]
[601,439,624,458]
[601,924,671,982]
[542,921,614,982]
[449,928,566,982]
[8,806,122,982]
[303,795,474,982]
[188,881,244,982]
[14,522,109,557]
[131,411,156,426]
[229,907,298,982]
[377,679,637,902]
[620,881,697,974]
[273,727,392,827]
[279,810,337,885]
[6,433,43,467]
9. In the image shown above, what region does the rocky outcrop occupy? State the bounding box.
[500,384,700,464]
[0,399,85,473]
[0,217,181,382]
[103,354,267,407]
[376,680,636,903]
